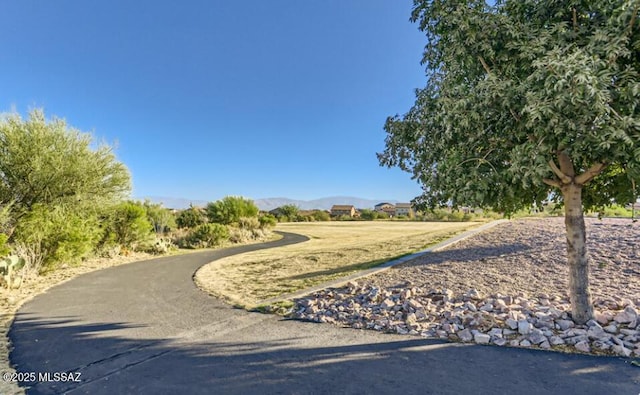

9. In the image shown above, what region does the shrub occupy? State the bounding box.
[176,206,207,228]
[186,223,229,248]
[0,233,9,257]
[206,196,259,225]
[105,201,154,249]
[14,204,102,270]
[311,210,330,221]
[238,216,260,231]
[259,214,277,229]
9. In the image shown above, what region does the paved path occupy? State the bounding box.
[9,232,640,394]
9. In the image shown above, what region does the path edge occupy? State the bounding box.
[259,219,508,306]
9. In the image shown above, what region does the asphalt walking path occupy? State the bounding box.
[9,231,640,394]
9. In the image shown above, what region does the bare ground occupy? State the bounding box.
[370,217,639,304]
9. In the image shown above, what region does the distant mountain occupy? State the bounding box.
[140,195,399,211]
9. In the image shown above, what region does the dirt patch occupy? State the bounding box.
[373,217,639,302]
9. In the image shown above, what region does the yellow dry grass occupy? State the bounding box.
[195,221,483,308]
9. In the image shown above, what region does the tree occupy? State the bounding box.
[276,204,300,221]
[144,200,176,234]
[175,205,207,228]
[206,196,259,225]
[0,109,131,231]
[105,201,154,248]
[379,0,640,324]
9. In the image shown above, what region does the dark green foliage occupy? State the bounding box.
[206,196,259,225]
[186,223,229,248]
[380,0,640,213]
[176,206,207,228]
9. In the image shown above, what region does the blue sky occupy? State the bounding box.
[1,1,427,202]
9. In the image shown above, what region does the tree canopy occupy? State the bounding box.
[0,109,131,225]
[379,0,640,323]
[206,196,259,225]
[380,0,640,213]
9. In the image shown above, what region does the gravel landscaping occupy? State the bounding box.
[292,218,640,358]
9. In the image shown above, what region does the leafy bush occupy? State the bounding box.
[14,204,102,270]
[311,210,330,221]
[176,206,207,228]
[0,233,10,257]
[259,214,277,228]
[359,209,378,221]
[144,200,176,234]
[206,196,259,225]
[186,223,229,248]
[104,201,154,249]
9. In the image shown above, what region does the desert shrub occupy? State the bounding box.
[206,196,259,225]
[140,237,176,255]
[104,201,154,249]
[238,216,260,231]
[311,210,330,221]
[229,227,269,244]
[259,214,277,229]
[14,204,102,270]
[229,228,252,244]
[186,223,229,248]
[176,206,207,228]
[359,209,378,221]
[144,201,176,234]
[0,233,9,257]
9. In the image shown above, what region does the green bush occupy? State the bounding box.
[176,206,207,228]
[14,204,102,270]
[206,196,259,225]
[144,200,177,234]
[105,201,154,249]
[186,223,229,248]
[259,214,277,229]
[0,233,9,257]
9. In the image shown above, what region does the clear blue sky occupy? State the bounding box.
[1,1,427,202]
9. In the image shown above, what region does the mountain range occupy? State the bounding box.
[140,196,400,211]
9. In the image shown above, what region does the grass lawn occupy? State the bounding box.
[194,221,484,308]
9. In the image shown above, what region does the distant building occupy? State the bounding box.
[395,203,414,217]
[374,202,396,217]
[330,205,356,217]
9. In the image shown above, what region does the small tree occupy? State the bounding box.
[379,0,640,323]
[0,109,130,228]
[144,200,176,234]
[105,201,153,249]
[206,196,259,225]
[276,204,300,221]
[176,206,207,228]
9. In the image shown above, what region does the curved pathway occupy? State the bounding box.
[9,232,640,394]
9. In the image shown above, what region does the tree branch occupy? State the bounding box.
[572,7,578,32]
[543,178,562,188]
[557,151,576,177]
[575,162,607,185]
[629,3,639,35]
[478,56,491,75]
[548,159,572,184]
